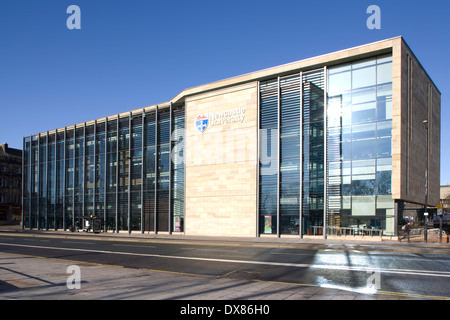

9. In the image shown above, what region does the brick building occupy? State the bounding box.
[0,143,22,225]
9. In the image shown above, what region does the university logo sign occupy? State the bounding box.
[195,114,209,133]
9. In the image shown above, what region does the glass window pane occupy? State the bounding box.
[342,196,351,209]
[377,55,392,64]
[342,161,351,176]
[329,63,351,75]
[328,96,342,128]
[377,137,391,158]
[352,196,376,216]
[352,87,376,104]
[352,159,376,175]
[352,123,376,140]
[377,82,392,95]
[377,63,392,84]
[352,138,376,160]
[377,121,392,137]
[342,141,352,161]
[352,175,375,195]
[342,105,352,126]
[352,103,376,124]
[377,195,394,209]
[377,96,392,120]
[377,171,392,194]
[353,58,376,69]
[329,71,351,94]
[377,158,392,172]
[352,66,376,89]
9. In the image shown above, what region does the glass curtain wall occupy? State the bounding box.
[143,112,156,232]
[259,79,279,234]
[38,134,47,229]
[117,117,129,231]
[85,124,95,220]
[130,115,143,231]
[106,118,117,231]
[74,126,84,227]
[259,68,325,236]
[279,75,301,235]
[157,109,170,232]
[171,107,185,232]
[302,70,325,235]
[47,133,56,229]
[95,122,106,222]
[55,130,64,229]
[23,104,185,233]
[65,128,74,229]
[327,55,393,235]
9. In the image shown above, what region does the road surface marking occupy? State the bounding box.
[1,242,450,279]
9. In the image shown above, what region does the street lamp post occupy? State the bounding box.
[423,120,429,243]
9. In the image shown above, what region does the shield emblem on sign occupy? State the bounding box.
[195,114,209,133]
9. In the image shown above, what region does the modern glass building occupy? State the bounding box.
[22,37,441,239]
[23,104,185,233]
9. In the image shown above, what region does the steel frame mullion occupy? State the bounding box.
[104,118,108,232]
[116,115,119,233]
[53,131,56,230]
[323,66,328,240]
[27,135,32,230]
[45,132,49,230]
[73,128,76,229]
[63,128,66,230]
[277,76,280,238]
[154,105,159,234]
[37,133,40,230]
[82,123,86,220]
[168,103,173,234]
[141,109,145,234]
[21,137,25,230]
[53,132,57,230]
[256,82,260,237]
[299,71,303,238]
[94,120,97,220]
[128,112,132,234]
[29,135,32,229]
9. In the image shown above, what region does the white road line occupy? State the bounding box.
[61,241,96,245]
[112,244,155,248]
[1,242,449,278]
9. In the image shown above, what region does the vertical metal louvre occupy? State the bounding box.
[259,79,278,235]
[156,109,170,232]
[130,114,143,231]
[171,105,185,233]
[302,69,325,236]
[279,74,301,235]
[143,111,156,232]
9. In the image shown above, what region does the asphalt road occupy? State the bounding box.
[0,233,449,300]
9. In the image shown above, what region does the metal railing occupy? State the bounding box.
[409,228,442,238]
[308,226,384,238]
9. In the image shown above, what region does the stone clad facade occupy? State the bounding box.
[185,83,258,236]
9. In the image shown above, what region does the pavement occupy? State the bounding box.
[0,252,398,301]
[0,225,449,301]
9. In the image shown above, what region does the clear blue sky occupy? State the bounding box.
[0,0,449,182]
